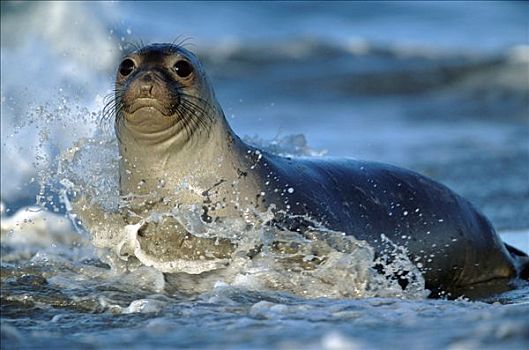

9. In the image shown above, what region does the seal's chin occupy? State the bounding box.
[126,98,175,117]
[121,99,178,135]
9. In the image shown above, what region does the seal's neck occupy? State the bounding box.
[116,108,255,210]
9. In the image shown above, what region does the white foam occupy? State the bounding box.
[0,206,84,247]
[122,299,166,314]
[117,221,231,274]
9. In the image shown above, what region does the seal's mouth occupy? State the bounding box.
[126,98,176,117]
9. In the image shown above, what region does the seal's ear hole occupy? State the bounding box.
[119,58,135,76]
[174,60,193,78]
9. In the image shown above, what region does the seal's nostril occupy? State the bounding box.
[140,84,153,97]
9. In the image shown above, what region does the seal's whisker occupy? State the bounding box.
[171,36,195,50]
[179,98,213,134]
[99,93,122,128]
[177,104,199,139]
[176,99,211,139]
[179,94,215,119]
[121,40,145,56]
[179,94,213,109]
[176,105,195,140]
[107,86,128,125]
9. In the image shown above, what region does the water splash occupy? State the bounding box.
[14,104,427,299]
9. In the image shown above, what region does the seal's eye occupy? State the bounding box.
[174,60,193,78]
[119,59,135,76]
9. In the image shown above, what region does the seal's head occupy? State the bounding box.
[114,43,219,143]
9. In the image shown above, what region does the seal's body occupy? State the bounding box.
[112,43,527,298]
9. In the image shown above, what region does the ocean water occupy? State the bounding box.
[1,2,529,349]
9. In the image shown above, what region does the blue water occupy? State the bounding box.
[1,2,529,349]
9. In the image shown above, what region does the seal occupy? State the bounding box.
[111,43,528,298]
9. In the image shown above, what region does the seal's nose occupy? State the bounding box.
[140,84,153,97]
[139,72,154,97]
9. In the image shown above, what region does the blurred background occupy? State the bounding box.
[1,1,528,231]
